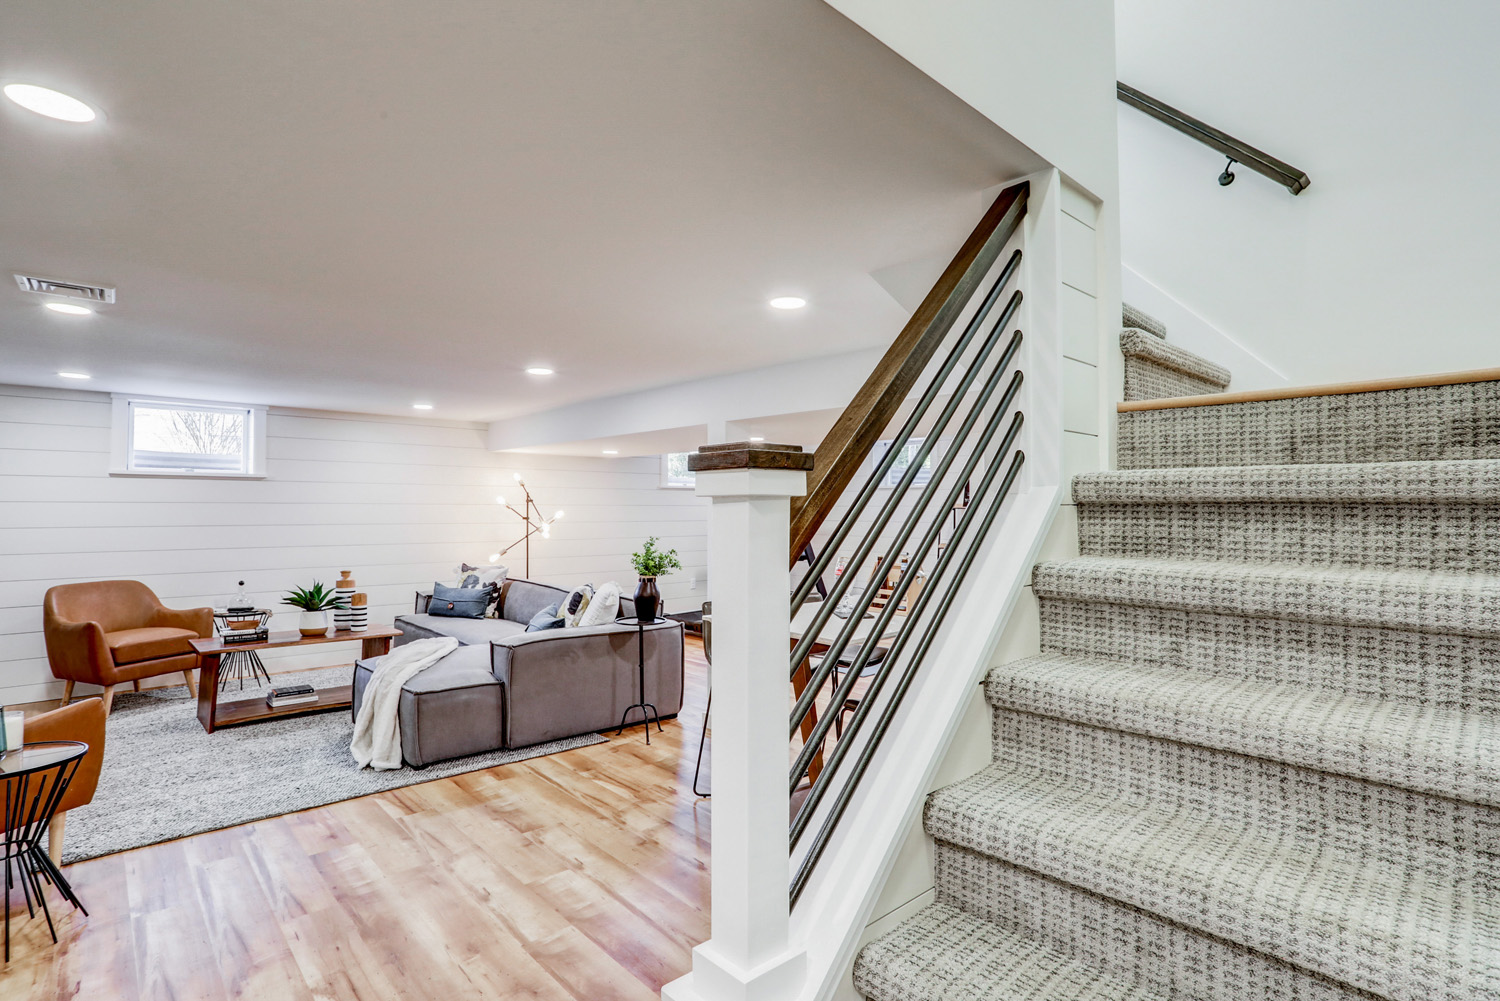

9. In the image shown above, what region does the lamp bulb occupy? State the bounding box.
[495,494,506,506]
[512,472,524,482]
[553,510,565,520]
[488,553,501,563]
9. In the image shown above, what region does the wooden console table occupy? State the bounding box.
[191,627,400,733]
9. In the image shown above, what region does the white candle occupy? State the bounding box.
[2,711,22,750]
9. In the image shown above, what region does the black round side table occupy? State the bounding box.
[2,741,89,962]
[211,608,273,689]
[614,617,665,744]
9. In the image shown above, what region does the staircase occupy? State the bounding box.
[1119,304,1230,401]
[852,371,1500,1000]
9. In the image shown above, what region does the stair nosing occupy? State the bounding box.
[1032,556,1500,639]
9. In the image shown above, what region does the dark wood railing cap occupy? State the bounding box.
[688,441,816,473]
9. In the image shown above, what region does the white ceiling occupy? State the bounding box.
[0,0,1042,421]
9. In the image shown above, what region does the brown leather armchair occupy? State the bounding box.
[43,580,212,713]
[15,699,107,865]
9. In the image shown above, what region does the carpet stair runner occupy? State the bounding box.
[1120,304,1232,402]
[853,372,1500,1001]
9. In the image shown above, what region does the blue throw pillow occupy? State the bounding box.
[525,602,564,632]
[429,581,492,619]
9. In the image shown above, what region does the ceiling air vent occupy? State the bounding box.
[13,273,116,304]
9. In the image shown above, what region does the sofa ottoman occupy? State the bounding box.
[351,644,503,768]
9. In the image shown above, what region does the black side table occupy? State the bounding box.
[211,609,273,689]
[615,617,666,744]
[2,741,89,962]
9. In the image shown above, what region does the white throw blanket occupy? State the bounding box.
[350,637,459,770]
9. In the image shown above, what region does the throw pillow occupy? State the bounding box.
[524,602,565,632]
[559,584,594,628]
[455,563,508,616]
[428,581,491,619]
[575,581,623,628]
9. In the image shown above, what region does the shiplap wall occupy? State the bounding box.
[0,383,707,704]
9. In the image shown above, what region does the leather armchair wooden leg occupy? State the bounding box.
[100,685,118,715]
[60,680,75,707]
[48,813,66,866]
[183,669,198,700]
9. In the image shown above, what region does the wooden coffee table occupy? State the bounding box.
[191,627,401,733]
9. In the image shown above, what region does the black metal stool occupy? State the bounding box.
[2,741,88,962]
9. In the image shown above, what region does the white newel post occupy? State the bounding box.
[662,442,811,1001]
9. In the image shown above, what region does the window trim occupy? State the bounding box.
[109,394,268,479]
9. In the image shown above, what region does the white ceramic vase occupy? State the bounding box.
[298,610,330,637]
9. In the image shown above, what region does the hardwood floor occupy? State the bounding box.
[2,640,713,1000]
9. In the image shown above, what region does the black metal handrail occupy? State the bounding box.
[790,445,1027,904]
[787,333,1022,737]
[788,392,1023,790]
[785,233,1029,904]
[1118,82,1310,195]
[790,251,1023,611]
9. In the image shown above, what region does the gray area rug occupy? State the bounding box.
[63,666,607,864]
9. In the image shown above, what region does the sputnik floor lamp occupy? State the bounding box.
[493,473,562,578]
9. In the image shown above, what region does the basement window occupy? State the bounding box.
[871,437,946,488]
[661,452,696,489]
[110,395,268,478]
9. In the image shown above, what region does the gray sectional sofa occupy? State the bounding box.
[351,577,684,767]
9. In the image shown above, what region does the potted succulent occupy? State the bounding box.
[282,581,348,636]
[629,536,682,623]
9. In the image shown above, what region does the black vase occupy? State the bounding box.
[634,576,661,622]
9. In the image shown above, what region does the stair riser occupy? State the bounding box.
[985,708,1499,890]
[1037,596,1500,712]
[1124,358,1228,402]
[1077,501,1500,574]
[1118,381,1500,469]
[933,843,1375,1001]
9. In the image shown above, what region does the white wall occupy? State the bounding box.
[1117,0,1500,384]
[1122,265,1288,393]
[0,384,707,705]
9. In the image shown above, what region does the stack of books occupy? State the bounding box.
[221,626,268,644]
[266,684,318,708]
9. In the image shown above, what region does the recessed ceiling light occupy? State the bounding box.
[602,449,619,455]
[412,403,433,410]
[749,436,765,442]
[769,296,806,310]
[45,302,93,315]
[57,371,90,380]
[525,366,555,376]
[4,84,96,123]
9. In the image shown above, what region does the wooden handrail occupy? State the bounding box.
[787,181,1028,564]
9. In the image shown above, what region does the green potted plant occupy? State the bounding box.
[282,581,347,636]
[629,536,681,623]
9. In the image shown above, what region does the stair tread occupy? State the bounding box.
[926,764,1498,1001]
[1122,303,1168,339]
[855,902,1172,1001]
[1120,329,1231,387]
[1073,458,1500,504]
[1033,556,1500,638]
[987,653,1499,806]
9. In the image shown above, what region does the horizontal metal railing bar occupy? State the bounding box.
[1117,82,1310,196]
[790,448,1027,904]
[788,393,1025,790]
[787,319,1022,680]
[791,254,1023,608]
[788,429,1025,845]
[787,335,1022,725]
